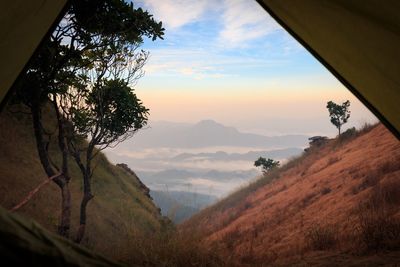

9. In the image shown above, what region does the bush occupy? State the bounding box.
[302,192,318,207]
[355,205,400,252]
[357,122,376,135]
[339,127,357,141]
[327,156,340,165]
[354,183,400,252]
[305,224,337,250]
[320,187,332,195]
[123,229,227,267]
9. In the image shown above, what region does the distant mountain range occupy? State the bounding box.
[117,120,309,149]
[138,169,259,184]
[150,190,218,223]
[136,168,260,197]
[104,119,308,202]
[171,147,303,161]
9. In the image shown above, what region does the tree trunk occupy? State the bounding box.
[31,104,57,179]
[75,191,93,243]
[31,103,72,238]
[10,173,61,212]
[58,182,71,237]
[75,144,95,243]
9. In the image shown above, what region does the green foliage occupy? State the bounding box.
[254,157,280,174]
[326,100,351,135]
[71,0,164,42]
[71,79,149,147]
[14,0,164,108]
[11,0,164,241]
[13,0,163,156]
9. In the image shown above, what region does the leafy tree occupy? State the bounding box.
[326,100,351,135]
[59,42,150,242]
[254,157,280,174]
[14,0,164,238]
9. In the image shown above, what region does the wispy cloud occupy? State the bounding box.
[218,0,282,47]
[136,0,297,80]
[137,0,212,29]
[138,0,282,48]
[142,46,289,82]
[143,48,229,79]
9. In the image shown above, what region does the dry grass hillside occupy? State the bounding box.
[0,106,167,262]
[2,104,400,267]
[183,124,400,266]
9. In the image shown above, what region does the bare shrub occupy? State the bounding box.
[351,185,360,195]
[302,192,318,207]
[348,167,361,179]
[223,229,241,250]
[352,173,379,194]
[124,228,227,267]
[338,127,357,141]
[355,205,400,252]
[327,156,340,165]
[377,159,400,175]
[371,180,400,207]
[305,224,337,250]
[351,157,399,195]
[357,122,377,136]
[354,183,400,252]
[320,187,332,195]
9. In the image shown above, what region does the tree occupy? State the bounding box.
[254,157,280,175]
[326,100,351,135]
[68,80,148,243]
[58,41,150,242]
[14,0,164,238]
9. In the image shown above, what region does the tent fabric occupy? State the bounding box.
[0,207,122,266]
[258,0,400,138]
[0,1,400,266]
[0,0,68,110]
[0,1,123,266]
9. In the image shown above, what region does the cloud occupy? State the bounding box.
[219,0,282,47]
[139,0,281,48]
[141,46,288,82]
[138,0,211,29]
[142,48,230,79]
[180,67,195,75]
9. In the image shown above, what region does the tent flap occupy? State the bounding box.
[0,0,67,108]
[259,0,400,137]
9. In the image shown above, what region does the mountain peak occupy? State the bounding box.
[192,119,239,135]
[195,119,221,126]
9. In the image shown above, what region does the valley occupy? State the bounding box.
[105,120,307,221]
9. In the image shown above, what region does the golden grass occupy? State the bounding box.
[353,179,400,253]
[0,105,164,262]
[2,104,399,267]
[182,122,400,266]
[305,223,338,251]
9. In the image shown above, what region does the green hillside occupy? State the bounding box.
[0,105,166,261]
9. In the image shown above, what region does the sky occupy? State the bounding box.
[132,0,377,136]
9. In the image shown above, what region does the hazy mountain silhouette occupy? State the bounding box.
[171,147,303,161]
[138,169,258,184]
[121,120,309,149]
[104,120,307,198]
[150,190,217,223]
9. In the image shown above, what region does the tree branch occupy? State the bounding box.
[10,173,62,212]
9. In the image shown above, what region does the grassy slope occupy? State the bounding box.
[0,106,165,262]
[182,124,400,266]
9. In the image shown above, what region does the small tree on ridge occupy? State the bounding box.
[326,100,351,136]
[254,157,280,175]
